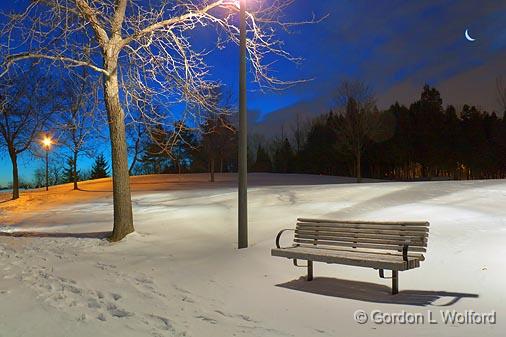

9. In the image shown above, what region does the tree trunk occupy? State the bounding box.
[356,146,362,183]
[128,136,140,176]
[210,158,215,182]
[9,149,19,200]
[220,158,223,173]
[103,50,134,242]
[73,150,79,190]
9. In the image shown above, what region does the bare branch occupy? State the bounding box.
[1,53,109,78]
[74,0,109,46]
[111,0,128,37]
[121,1,225,47]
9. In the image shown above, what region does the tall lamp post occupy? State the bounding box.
[42,136,52,191]
[238,0,248,249]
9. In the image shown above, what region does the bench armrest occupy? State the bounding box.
[275,229,295,249]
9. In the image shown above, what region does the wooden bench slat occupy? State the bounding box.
[272,247,421,271]
[295,229,427,241]
[295,226,429,237]
[294,233,427,247]
[294,238,427,252]
[295,244,425,261]
[297,222,429,232]
[298,218,429,226]
[274,246,416,262]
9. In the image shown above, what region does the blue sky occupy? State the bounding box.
[1,0,506,185]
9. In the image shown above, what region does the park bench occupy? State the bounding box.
[271,218,429,294]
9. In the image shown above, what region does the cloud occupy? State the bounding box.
[251,96,331,137]
[252,1,506,137]
[379,51,506,112]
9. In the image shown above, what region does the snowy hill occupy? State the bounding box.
[0,173,505,336]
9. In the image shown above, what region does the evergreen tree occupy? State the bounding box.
[409,84,445,178]
[63,157,80,184]
[272,138,295,173]
[252,145,272,172]
[299,112,346,176]
[90,154,110,179]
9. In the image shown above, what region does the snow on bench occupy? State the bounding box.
[271,218,430,295]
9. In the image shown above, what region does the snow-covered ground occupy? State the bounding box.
[0,173,505,337]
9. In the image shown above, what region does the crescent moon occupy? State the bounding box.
[465,29,476,42]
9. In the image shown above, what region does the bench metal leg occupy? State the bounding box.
[392,270,398,295]
[307,261,313,281]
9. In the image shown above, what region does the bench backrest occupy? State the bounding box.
[295,218,429,255]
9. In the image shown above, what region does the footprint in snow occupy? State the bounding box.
[87,297,101,309]
[146,314,173,331]
[111,293,122,301]
[214,310,259,323]
[195,315,218,324]
[106,303,133,318]
[96,262,117,270]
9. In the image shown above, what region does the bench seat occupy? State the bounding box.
[272,246,422,271]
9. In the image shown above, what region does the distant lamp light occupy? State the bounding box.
[42,136,52,149]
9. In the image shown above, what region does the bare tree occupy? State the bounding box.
[202,114,236,182]
[126,121,146,175]
[33,166,46,188]
[123,90,154,176]
[292,113,303,154]
[334,80,381,183]
[1,0,316,241]
[285,112,310,172]
[0,68,54,199]
[497,76,506,113]
[198,86,236,181]
[49,163,65,186]
[56,70,99,190]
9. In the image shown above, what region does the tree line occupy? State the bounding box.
[248,83,506,181]
[2,77,506,197]
[118,81,506,183]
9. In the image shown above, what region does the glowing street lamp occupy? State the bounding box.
[42,136,52,149]
[41,135,53,191]
[238,0,248,249]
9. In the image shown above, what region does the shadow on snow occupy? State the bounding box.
[0,230,111,239]
[277,277,478,307]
